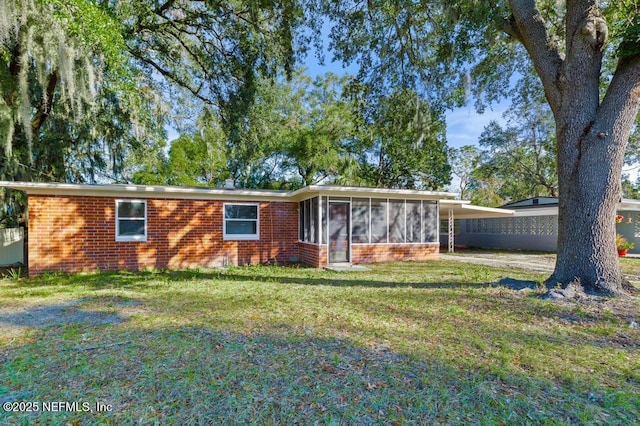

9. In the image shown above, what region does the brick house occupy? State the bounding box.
[0,181,512,276]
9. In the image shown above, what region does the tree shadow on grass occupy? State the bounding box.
[1,325,637,424]
[9,269,636,328]
[7,270,173,292]
[209,273,498,289]
[11,267,503,290]
[0,295,144,329]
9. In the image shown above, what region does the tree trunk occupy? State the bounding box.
[507,0,640,296]
[548,55,640,295]
[549,123,625,295]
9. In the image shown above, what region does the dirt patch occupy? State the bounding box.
[0,297,145,330]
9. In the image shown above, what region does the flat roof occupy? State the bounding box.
[0,181,517,220]
[501,197,640,212]
[0,181,293,201]
[0,181,458,202]
[620,198,640,211]
[502,197,559,208]
[291,185,457,201]
[439,201,515,218]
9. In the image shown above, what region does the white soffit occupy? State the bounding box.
[0,181,292,201]
[619,198,640,211]
[290,185,457,201]
[512,206,559,217]
[454,205,515,219]
[0,181,459,202]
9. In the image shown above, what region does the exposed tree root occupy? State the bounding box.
[543,277,634,300]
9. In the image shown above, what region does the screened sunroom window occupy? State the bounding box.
[310,197,318,243]
[423,201,439,242]
[321,197,328,244]
[302,196,439,245]
[299,197,319,244]
[389,200,406,243]
[370,199,388,243]
[407,200,422,243]
[351,198,370,243]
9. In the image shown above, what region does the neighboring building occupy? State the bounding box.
[446,197,640,254]
[0,182,511,276]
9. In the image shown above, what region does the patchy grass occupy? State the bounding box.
[0,261,638,424]
[620,257,640,278]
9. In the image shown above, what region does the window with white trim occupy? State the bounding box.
[224,203,259,240]
[116,200,147,241]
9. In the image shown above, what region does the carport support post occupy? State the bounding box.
[448,206,454,253]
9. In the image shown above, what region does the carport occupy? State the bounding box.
[439,200,515,253]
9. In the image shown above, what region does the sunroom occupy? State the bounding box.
[293,186,452,267]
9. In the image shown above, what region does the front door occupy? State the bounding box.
[328,201,350,263]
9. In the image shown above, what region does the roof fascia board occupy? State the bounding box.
[2,181,462,203]
[0,181,291,202]
[455,205,515,218]
[439,199,472,206]
[289,185,457,201]
[513,207,558,217]
[619,199,640,210]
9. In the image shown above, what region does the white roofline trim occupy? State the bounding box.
[619,198,640,211]
[452,204,515,218]
[439,199,471,206]
[0,181,459,202]
[290,185,456,200]
[0,181,292,201]
[512,207,559,217]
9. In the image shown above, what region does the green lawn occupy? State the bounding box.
[0,261,639,424]
[620,257,640,278]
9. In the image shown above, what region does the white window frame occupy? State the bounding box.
[115,199,147,242]
[223,203,260,240]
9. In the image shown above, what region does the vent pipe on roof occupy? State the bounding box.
[224,179,235,189]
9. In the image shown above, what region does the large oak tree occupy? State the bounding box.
[317,0,640,296]
[507,1,639,296]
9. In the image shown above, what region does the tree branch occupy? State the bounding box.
[163,25,211,77]
[497,14,522,41]
[508,0,563,115]
[128,47,214,105]
[596,55,640,149]
[31,71,60,137]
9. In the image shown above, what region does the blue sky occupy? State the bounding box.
[443,105,506,149]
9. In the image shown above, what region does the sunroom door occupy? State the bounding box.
[328,201,350,263]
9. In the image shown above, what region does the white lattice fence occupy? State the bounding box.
[454,216,558,251]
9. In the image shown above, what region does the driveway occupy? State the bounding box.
[439,251,556,273]
[440,250,640,285]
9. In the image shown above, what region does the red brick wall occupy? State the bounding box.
[299,242,438,267]
[27,195,299,276]
[352,243,439,264]
[299,242,328,268]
